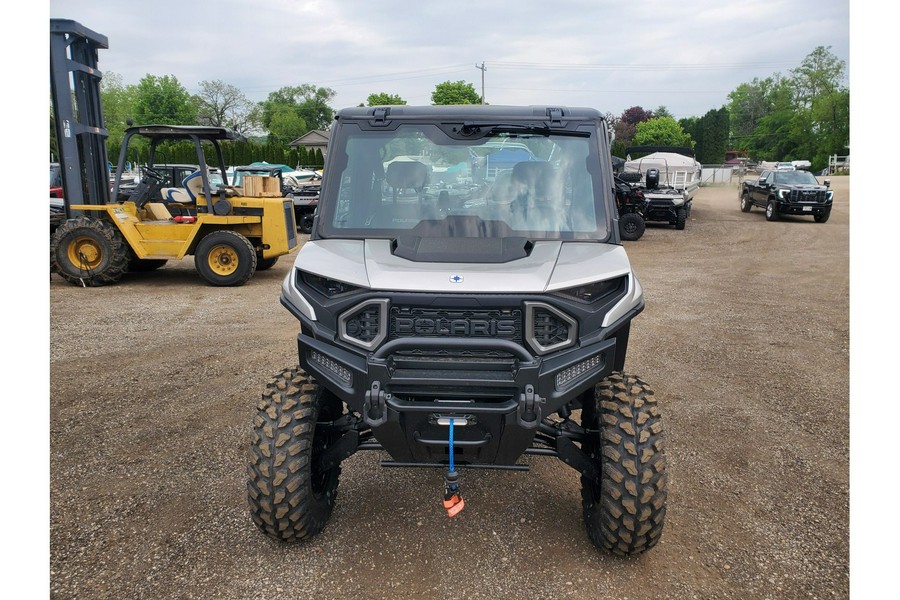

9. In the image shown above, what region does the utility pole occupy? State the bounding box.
[475,62,486,104]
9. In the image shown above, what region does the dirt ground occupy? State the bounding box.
[48,177,849,599]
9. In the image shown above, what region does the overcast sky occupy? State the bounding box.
[46,0,851,120]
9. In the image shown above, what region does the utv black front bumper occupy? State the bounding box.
[294,320,633,466]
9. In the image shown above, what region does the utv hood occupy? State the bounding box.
[289,239,634,294]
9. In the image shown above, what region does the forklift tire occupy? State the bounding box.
[580,372,667,556]
[128,258,168,272]
[256,255,279,271]
[248,366,344,542]
[50,217,129,286]
[195,230,257,286]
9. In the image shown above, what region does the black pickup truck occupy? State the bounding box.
[739,168,833,223]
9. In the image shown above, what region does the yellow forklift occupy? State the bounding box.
[49,19,299,286]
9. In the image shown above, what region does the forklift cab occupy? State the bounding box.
[111,125,245,215]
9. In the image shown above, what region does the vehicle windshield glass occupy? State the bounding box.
[774,170,819,185]
[321,123,607,240]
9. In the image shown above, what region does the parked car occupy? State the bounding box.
[739,168,833,222]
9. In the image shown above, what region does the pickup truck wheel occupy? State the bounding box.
[619,213,645,241]
[580,372,667,556]
[248,366,343,542]
[740,192,753,212]
[814,210,831,223]
[675,207,686,230]
[766,200,779,221]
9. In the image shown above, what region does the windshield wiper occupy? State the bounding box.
[457,123,590,138]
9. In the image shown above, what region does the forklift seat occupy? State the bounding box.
[161,170,204,205]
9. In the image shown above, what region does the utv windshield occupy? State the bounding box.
[319,123,609,241]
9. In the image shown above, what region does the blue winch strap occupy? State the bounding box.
[449,418,455,473]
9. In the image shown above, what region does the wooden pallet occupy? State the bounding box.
[242,176,281,197]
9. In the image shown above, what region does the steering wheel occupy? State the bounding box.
[141,166,165,182]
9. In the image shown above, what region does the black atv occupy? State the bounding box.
[614,175,647,241]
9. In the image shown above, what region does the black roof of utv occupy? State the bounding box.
[334,105,604,125]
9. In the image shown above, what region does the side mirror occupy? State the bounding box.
[757,177,767,185]
[824,179,831,188]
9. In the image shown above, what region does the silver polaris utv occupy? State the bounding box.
[248,105,667,555]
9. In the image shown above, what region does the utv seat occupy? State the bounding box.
[511,161,565,231]
[369,161,429,228]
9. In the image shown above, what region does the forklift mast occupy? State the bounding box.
[50,19,110,216]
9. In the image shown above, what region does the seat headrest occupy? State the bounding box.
[386,161,428,190]
[182,170,205,201]
[511,161,553,186]
[512,161,555,201]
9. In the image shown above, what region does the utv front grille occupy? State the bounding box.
[525,302,577,355]
[390,307,522,343]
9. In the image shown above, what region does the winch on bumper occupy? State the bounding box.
[283,288,640,467]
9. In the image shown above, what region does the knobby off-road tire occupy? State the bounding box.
[298,212,315,235]
[619,213,646,241]
[675,207,687,230]
[195,230,257,286]
[617,171,643,183]
[50,216,129,286]
[248,366,343,542]
[740,192,753,212]
[581,372,667,556]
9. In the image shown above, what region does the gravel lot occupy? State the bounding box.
[49,177,849,599]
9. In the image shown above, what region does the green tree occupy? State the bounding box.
[194,79,258,134]
[614,106,654,150]
[268,108,306,144]
[633,117,693,148]
[431,81,481,105]
[99,71,138,160]
[367,92,407,106]
[726,76,782,143]
[790,46,846,109]
[131,74,197,126]
[680,107,729,164]
[259,84,336,135]
[654,106,673,119]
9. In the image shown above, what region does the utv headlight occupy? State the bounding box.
[300,271,362,298]
[554,276,626,304]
